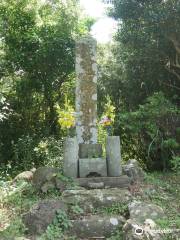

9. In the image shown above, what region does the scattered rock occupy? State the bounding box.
[68,215,126,238]
[62,188,132,212]
[32,167,60,192]
[128,201,166,224]
[12,168,36,183]
[55,177,73,192]
[22,199,67,235]
[123,159,145,183]
[32,167,72,193]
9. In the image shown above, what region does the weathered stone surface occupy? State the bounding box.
[106,136,122,177]
[22,200,67,235]
[79,158,107,177]
[88,182,105,189]
[75,36,98,144]
[123,159,145,183]
[63,137,78,178]
[32,167,59,192]
[123,219,163,240]
[14,237,31,240]
[79,143,103,158]
[68,215,126,238]
[14,238,31,240]
[128,201,166,224]
[75,175,130,189]
[62,188,132,212]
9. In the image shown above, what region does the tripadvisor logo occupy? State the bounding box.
[135,227,144,236]
[102,0,114,4]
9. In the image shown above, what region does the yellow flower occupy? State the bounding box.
[56,101,75,130]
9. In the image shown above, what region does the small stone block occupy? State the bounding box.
[79,158,107,178]
[79,144,103,158]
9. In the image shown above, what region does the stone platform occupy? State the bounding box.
[74,175,130,189]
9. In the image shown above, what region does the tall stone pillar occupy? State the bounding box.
[63,137,79,178]
[75,36,98,144]
[106,136,122,177]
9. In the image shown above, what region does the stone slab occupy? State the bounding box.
[68,215,125,238]
[79,143,103,158]
[63,137,79,178]
[62,188,132,213]
[79,158,107,177]
[75,175,130,189]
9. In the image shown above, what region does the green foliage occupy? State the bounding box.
[144,172,180,230]
[107,229,123,240]
[170,156,180,173]
[0,217,27,240]
[94,203,128,217]
[0,0,90,169]
[118,92,179,170]
[97,0,180,170]
[0,181,38,239]
[39,210,72,240]
[33,136,64,168]
[0,136,64,178]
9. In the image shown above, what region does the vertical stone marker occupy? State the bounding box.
[75,36,98,144]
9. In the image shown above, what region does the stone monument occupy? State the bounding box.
[63,36,125,186]
[75,36,97,144]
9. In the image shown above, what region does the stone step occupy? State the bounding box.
[68,215,125,239]
[62,188,132,213]
[74,175,130,189]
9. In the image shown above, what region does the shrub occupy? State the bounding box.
[116,92,179,171]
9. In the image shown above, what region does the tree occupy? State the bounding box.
[0,0,91,166]
[97,0,180,169]
[108,0,180,109]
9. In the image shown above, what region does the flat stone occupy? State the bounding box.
[68,215,125,238]
[75,175,130,189]
[128,201,166,224]
[62,188,132,213]
[79,158,107,177]
[79,143,103,158]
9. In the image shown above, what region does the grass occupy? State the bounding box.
[143,172,180,230]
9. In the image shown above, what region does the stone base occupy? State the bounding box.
[79,158,107,178]
[75,175,130,189]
